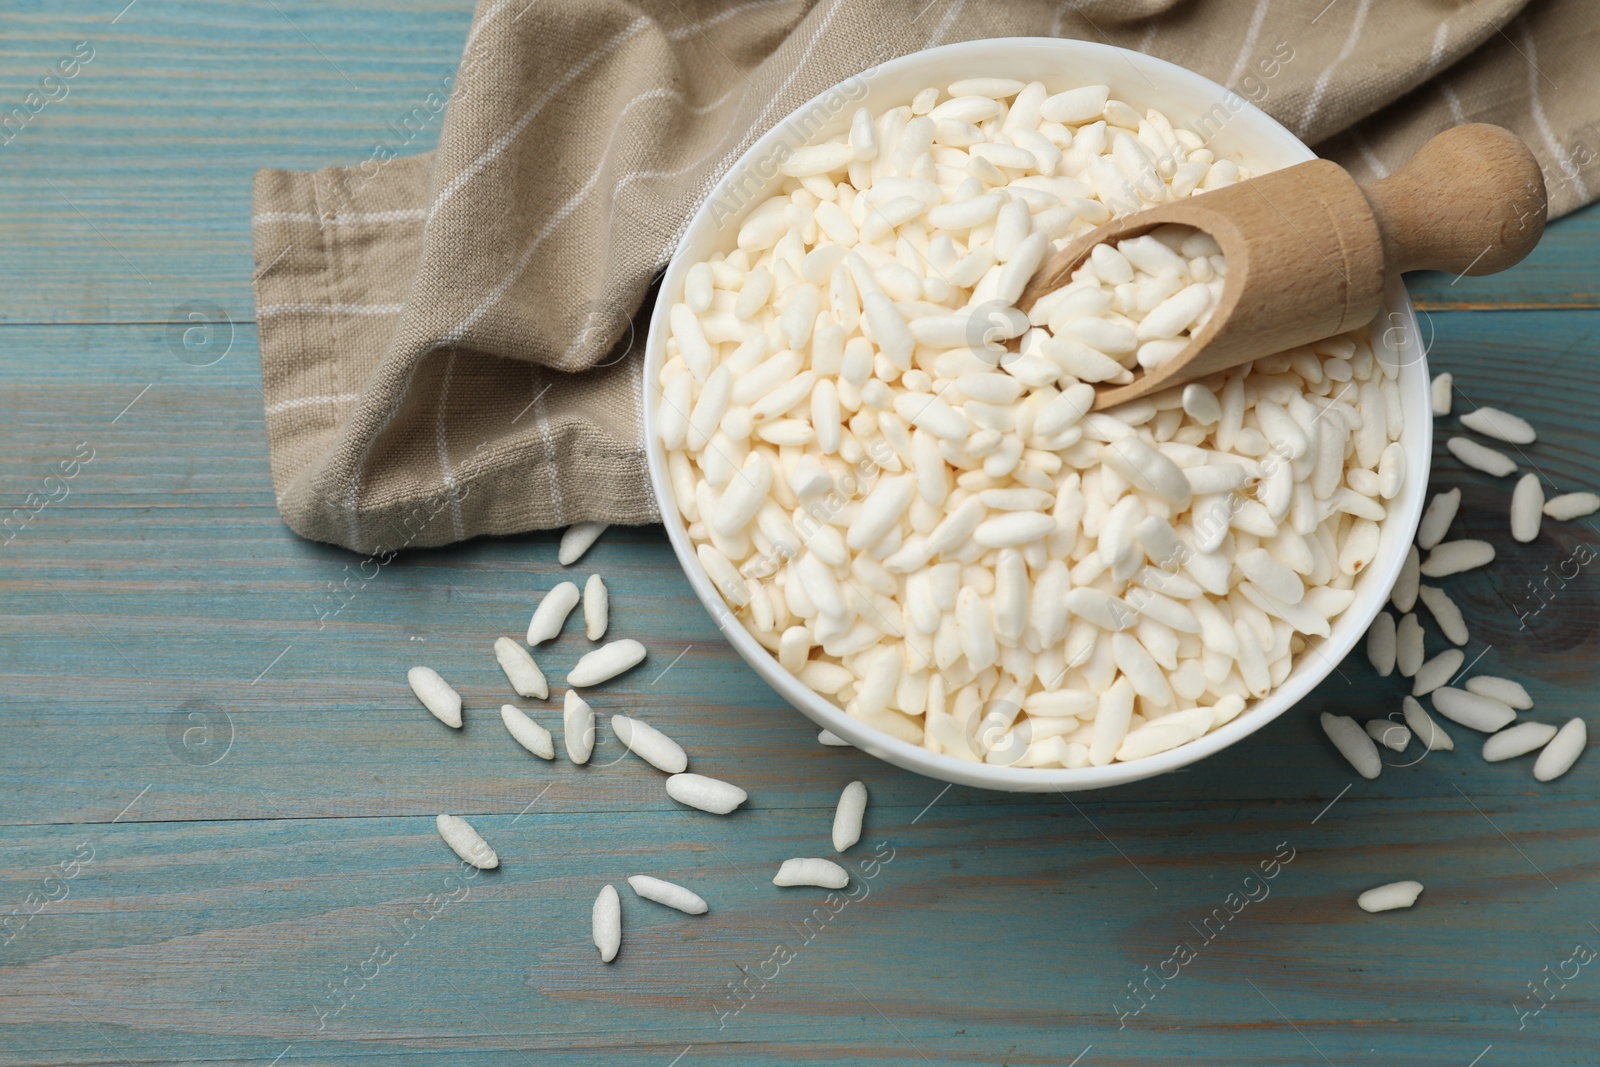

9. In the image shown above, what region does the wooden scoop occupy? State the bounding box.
[1016,124,1547,410]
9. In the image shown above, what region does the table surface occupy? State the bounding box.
[3,4,1598,1065]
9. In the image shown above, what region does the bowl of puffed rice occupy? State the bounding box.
[642,37,1431,792]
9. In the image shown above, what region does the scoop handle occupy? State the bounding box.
[1361,123,1547,276]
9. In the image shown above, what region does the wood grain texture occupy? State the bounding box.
[2,3,1598,1064]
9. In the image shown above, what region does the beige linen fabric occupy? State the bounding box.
[252,0,1599,554]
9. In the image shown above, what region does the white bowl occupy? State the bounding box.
[642,37,1431,792]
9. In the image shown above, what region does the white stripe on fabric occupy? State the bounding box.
[1353,130,1388,178]
[927,0,966,47]
[1425,22,1450,76]
[265,391,361,416]
[256,302,406,319]
[430,17,650,218]
[1522,23,1586,201]
[1441,81,1466,124]
[534,379,564,524]
[251,210,428,226]
[1299,0,1372,136]
[1226,0,1271,88]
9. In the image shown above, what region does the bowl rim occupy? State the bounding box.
[641,36,1431,792]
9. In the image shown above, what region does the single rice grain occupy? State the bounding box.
[1543,492,1600,521]
[409,666,462,728]
[1465,675,1533,710]
[1395,613,1425,677]
[494,637,548,699]
[1460,406,1535,445]
[1320,712,1381,779]
[1391,544,1420,613]
[666,772,748,814]
[773,857,850,888]
[563,690,596,764]
[593,884,621,962]
[1365,611,1396,676]
[1431,686,1516,732]
[611,714,689,774]
[1416,585,1468,645]
[1482,721,1559,762]
[1446,437,1516,477]
[1510,473,1543,543]
[1402,695,1454,752]
[568,639,648,687]
[500,704,555,759]
[832,781,868,853]
[584,574,609,640]
[561,522,608,565]
[1365,718,1411,752]
[436,813,498,869]
[1416,489,1460,551]
[527,582,581,644]
[627,874,709,915]
[1533,718,1587,781]
[1420,540,1495,577]
[1412,649,1465,697]
[1430,373,1452,416]
[1358,880,1423,913]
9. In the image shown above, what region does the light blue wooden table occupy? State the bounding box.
[2,3,1597,1064]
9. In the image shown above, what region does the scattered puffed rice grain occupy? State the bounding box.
[1365,719,1411,752]
[409,666,462,728]
[1543,492,1600,521]
[563,689,596,764]
[494,637,549,699]
[1465,676,1533,710]
[527,581,581,644]
[1358,880,1423,913]
[436,813,498,869]
[1395,613,1424,678]
[611,714,689,774]
[584,574,609,640]
[1533,718,1587,781]
[1366,612,1396,676]
[1420,540,1495,577]
[818,730,852,747]
[773,857,850,889]
[1416,585,1468,646]
[593,884,621,962]
[1391,544,1420,613]
[666,772,748,814]
[500,704,555,760]
[1431,686,1516,732]
[1402,695,1454,752]
[1416,489,1460,551]
[1320,712,1381,779]
[1446,437,1516,477]
[1430,373,1451,416]
[1510,474,1543,543]
[560,522,608,565]
[627,874,708,915]
[832,781,868,853]
[1483,721,1559,762]
[1461,406,1536,445]
[1412,649,1465,697]
[568,639,647,687]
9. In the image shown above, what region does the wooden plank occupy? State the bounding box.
[0,0,473,325]
[0,798,1593,1065]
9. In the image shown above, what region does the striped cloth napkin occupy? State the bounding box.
[251,0,1598,554]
